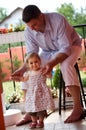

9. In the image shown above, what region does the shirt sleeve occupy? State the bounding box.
[24,28,39,54]
[20,71,30,90]
[20,82,28,90]
[56,16,72,56]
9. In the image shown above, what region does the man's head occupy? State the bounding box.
[22,5,41,22]
[22,5,45,32]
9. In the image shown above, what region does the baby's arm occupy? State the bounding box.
[20,71,29,82]
[20,75,29,82]
[20,82,28,102]
[21,89,27,102]
[46,72,52,78]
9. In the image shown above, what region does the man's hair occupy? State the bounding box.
[22,5,41,23]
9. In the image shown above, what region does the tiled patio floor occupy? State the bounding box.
[6,109,86,130]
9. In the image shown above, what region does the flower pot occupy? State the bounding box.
[53,98,59,109]
[10,102,25,113]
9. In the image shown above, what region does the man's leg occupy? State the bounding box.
[60,46,83,123]
[64,85,83,123]
[16,113,32,126]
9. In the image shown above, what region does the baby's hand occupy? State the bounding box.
[46,72,52,78]
[41,63,53,75]
[20,77,25,82]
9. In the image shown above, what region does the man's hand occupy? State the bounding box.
[41,53,68,76]
[11,69,24,81]
[41,63,53,76]
[11,64,27,81]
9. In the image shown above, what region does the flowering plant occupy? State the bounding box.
[8,91,23,103]
[0,24,25,34]
[50,88,58,98]
[0,28,8,34]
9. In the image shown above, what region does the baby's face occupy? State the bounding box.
[28,56,41,71]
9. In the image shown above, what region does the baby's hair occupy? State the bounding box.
[25,53,41,64]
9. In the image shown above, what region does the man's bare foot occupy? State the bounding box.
[16,113,32,126]
[64,109,83,123]
[16,118,32,126]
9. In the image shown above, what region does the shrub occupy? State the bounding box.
[8,91,23,103]
[0,62,7,81]
[52,65,60,89]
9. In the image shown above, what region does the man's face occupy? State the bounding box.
[26,14,45,33]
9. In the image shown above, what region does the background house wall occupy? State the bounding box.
[0,7,23,28]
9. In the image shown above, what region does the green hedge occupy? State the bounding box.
[52,65,60,89]
[52,66,86,89]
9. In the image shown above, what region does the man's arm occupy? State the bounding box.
[49,53,68,66]
[11,63,27,81]
[42,53,68,75]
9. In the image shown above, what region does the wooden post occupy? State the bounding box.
[0,68,5,130]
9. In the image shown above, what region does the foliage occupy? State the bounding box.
[56,3,86,36]
[0,55,22,81]
[82,78,86,88]
[0,24,25,34]
[12,55,22,71]
[0,7,7,21]
[13,20,26,32]
[0,62,7,81]
[5,55,22,72]
[0,19,25,34]
[51,65,86,90]
[57,3,75,25]
[80,71,86,87]
[50,88,58,98]
[52,65,60,89]
[8,91,23,103]
[0,42,25,53]
[57,3,86,25]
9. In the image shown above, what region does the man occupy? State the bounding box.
[11,5,83,124]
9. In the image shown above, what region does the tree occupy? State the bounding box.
[56,3,86,26]
[57,3,75,25]
[0,7,7,21]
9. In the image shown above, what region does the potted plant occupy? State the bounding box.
[8,91,25,113]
